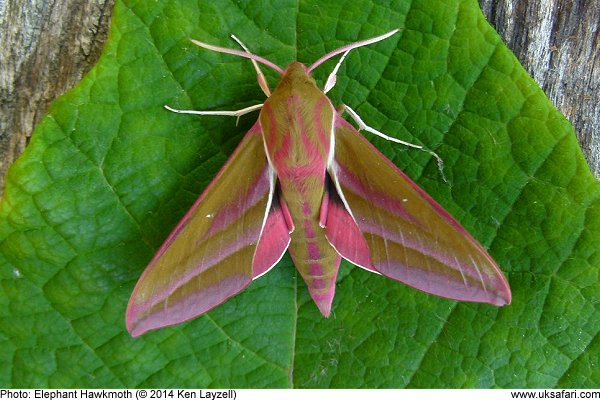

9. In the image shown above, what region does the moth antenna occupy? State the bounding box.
[308,28,400,72]
[341,104,447,182]
[190,38,284,74]
[230,34,272,97]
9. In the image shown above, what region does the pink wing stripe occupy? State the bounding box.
[146,123,263,263]
[129,275,250,337]
[333,118,476,238]
[135,225,263,313]
[333,161,423,228]
[253,196,292,278]
[324,186,374,272]
[356,219,495,287]
[132,165,271,313]
[375,258,509,305]
[203,167,274,238]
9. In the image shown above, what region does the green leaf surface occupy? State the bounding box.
[1,0,599,388]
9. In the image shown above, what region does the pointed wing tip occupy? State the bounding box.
[128,325,153,337]
[463,278,512,307]
[495,288,512,307]
[484,283,511,307]
[489,297,509,307]
[126,312,160,337]
[126,321,143,338]
[491,274,512,306]
[125,300,155,337]
[128,326,144,338]
[125,304,143,337]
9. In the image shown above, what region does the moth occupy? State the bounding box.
[126,30,511,336]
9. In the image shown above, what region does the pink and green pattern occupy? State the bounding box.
[126,30,511,337]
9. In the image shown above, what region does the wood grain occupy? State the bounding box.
[0,0,114,195]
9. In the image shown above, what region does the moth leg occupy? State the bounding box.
[164,103,263,126]
[323,50,351,94]
[340,104,422,148]
[339,104,446,180]
[231,35,272,97]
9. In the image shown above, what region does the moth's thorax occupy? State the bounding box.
[259,61,335,180]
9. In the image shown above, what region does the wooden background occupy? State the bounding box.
[1,0,599,195]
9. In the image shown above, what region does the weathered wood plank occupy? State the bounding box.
[0,0,114,195]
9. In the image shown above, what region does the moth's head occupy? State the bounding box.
[280,61,315,84]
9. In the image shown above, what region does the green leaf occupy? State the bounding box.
[1,0,599,388]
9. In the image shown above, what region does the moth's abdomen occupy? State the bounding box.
[286,198,341,317]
